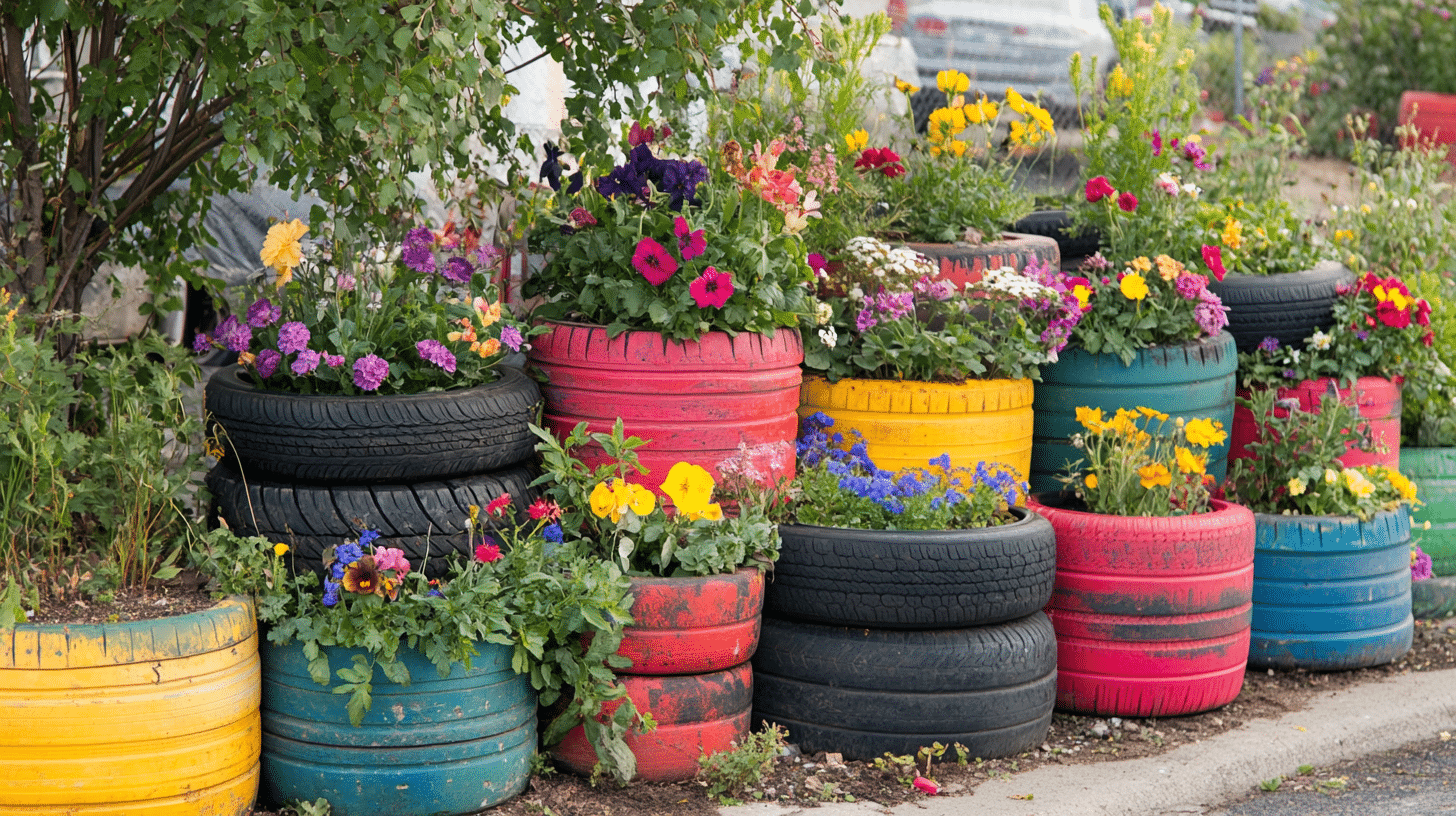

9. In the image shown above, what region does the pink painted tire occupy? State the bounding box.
[1029,495,1256,717]
[617,569,765,676]
[527,321,802,492]
[1230,376,1401,469]
[905,232,1060,290]
[550,663,752,783]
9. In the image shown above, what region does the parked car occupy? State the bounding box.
[896,0,1125,118]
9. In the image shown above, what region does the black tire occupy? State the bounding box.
[1010,209,1102,262]
[752,614,1056,760]
[205,460,538,577]
[204,365,542,483]
[1207,262,1356,354]
[765,508,1056,629]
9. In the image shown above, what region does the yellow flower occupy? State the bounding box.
[273,543,290,556]
[1287,477,1307,496]
[1119,273,1149,302]
[937,69,970,94]
[663,461,716,516]
[1183,417,1227,448]
[1005,86,1029,114]
[845,129,869,152]
[1221,217,1243,250]
[895,76,920,94]
[626,483,657,516]
[927,106,967,143]
[589,481,618,520]
[1137,406,1170,421]
[260,219,308,276]
[1008,120,1047,148]
[1139,462,1173,489]
[700,502,723,521]
[1026,104,1055,134]
[1106,65,1134,98]
[1324,468,1339,484]
[1129,256,1152,273]
[1085,473,1099,489]
[1075,405,1106,432]
[1175,446,1206,475]
[964,96,999,124]
[1385,470,1418,501]
[1334,229,1354,243]
[1154,254,1183,281]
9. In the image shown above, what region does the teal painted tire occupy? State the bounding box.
[260,640,534,815]
[1402,446,1456,576]
[1030,332,1237,494]
[1250,510,1415,670]
[1412,575,1456,620]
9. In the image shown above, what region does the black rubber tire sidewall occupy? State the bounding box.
[1010,209,1102,262]
[204,365,542,483]
[765,508,1056,629]
[1207,262,1356,354]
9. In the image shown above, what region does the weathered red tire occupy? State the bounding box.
[617,569,765,676]
[1030,494,1255,717]
[549,663,752,782]
[906,232,1060,290]
[527,321,802,492]
[1230,377,1401,469]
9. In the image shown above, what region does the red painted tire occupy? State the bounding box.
[617,569,765,676]
[550,663,752,782]
[527,321,802,492]
[1029,495,1256,717]
[905,232,1060,290]
[1230,376,1401,468]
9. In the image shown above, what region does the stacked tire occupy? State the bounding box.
[203,366,543,573]
[752,510,1059,761]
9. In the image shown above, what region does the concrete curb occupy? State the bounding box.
[721,666,1456,816]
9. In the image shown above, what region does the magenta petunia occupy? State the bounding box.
[674,216,707,261]
[322,352,346,368]
[353,354,390,391]
[689,266,735,309]
[1201,244,1227,282]
[500,325,523,351]
[1085,176,1116,203]
[291,349,322,376]
[246,298,282,328]
[255,349,283,378]
[277,321,310,355]
[416,339,458,373]
[632,236,679,286]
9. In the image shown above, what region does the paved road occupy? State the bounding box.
[1206,734,1456,816]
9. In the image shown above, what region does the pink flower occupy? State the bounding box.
[373,547,411,575]
[689,267,735,309]
[568,207,597,230]
[528,498,563,521]
[1201,244,1227,281]
[807,253,827,276]
[674,216,707,261]
[486,494,512,519]
[474,541,502,563]
[632,237,679,286]
[1117,192,1138,212]
[1150,130,1163,156]
[912,777,938,795]
[627,121,656,147]
[1085,176,1116,203]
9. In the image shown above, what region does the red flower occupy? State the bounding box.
[854,147,906,178]
[674,216,707,261]
[474,541,502,563]
[1117,192,1139,212]
[1416,299,1432,326]
[485,493,512,519]
[1201,244,1226,282]
[527,498,562,521]
[568,207,597,230]
[1085,176,1116,203]
[632,236,679,286]
[627,121,656,147]
[1424,331,1436,347]
[1377,300,1412,328]
[689,266,735,309]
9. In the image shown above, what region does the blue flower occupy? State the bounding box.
[838,474,871,498]
[322,580,341,607]
[875,497,905,514]
[335,542,364,565]
[929,453,952,471]
[943,488,965,506]
[543,523,564,543]
[356,530,381,550]
[867,476,894,501]
[329,562,345,581]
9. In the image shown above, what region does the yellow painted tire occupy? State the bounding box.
[799,376,1034,477]
[0,597,261,814]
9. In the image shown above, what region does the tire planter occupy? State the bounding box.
[1412,576,1456,620]
[0,597,260,815]
[528,321,803,493]
[204,365,542,484]
[1010,209,1101,264]
[617,568,765,675]
[1249,509,1414,670]
[1030,332,1237,494]
[550,663,753,782]
[206,460,537,577]
[1030,494,1255,718]
[1229,377,1401,469]
[905,231,1060,290]
[1400,446,1456,576]
[1399,90,1456,169]
[766,508,1056,629]
[1206,262,1355,354]
[751,613,1056,760]
[799,376,1035,477]
[260,639,534,815]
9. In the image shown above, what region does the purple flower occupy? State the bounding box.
[401,242,435,274]
[246,298,282,328]
[443,256,475,283]
[214,316,253,353]
[500,325,523,351]
[335,273,356,292]
[1282,368,1298,379]
[1194,298,1228,335]
[1183,140,1212,170]
[1258,336,1280,353]
[475,244,502,269]
[416,339,458,373]
[192,333,212,353]
[277,321,310,355]
[543,523,563,544]
[322,580,341,607]
[322,352,345,368]
[255,349,283,378]
[291,349,322,376]
[1413,546,1434,581]
[356,530,381,549]
[353,354,389,391]
[1174,273,1206,300]
[856,308,878,332]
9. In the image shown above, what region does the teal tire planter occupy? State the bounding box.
[1030,332,1237,494]
[1401,446,1456,576]
[1412,576,1456,620]
[260,640,534,815]
[1250,509,1414,670]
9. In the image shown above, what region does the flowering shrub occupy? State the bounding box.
[1055,405,1224,517]
[1224,387,1418,519]
[1032,252,1228,364]
[195,220,534,395]
[1413,543,1434,581]
[526,125,816,341]
[1236,270,1435,388]
[802,240,1081,382]
[772,412,1024,530]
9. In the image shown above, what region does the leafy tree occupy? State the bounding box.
[1,0,821,345]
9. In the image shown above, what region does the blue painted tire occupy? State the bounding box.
[260,640,534,815]
[1250,510,1415,670]
[1401,446,1456,576]
[1030,332,1237,494]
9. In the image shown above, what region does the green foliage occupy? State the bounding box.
[1056,254,1227,364]
[1200,53,1319,205]
[698,722,787,802]
[1057,405,1224,517]
[1192,29,1268,122]
[1223,387,1420,518]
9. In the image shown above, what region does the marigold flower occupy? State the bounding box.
[1184,417,1226,447]
[1084,473,1099,489]
[1129,256,1153,273]
[273,543,290,556]
[1175,446,1206,475]
[1221,217,1243,249]
[1139,462,1172,489]
[937,69,970,94]
[261,219,308,275]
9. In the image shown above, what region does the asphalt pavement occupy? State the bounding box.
[720,665,1456,816]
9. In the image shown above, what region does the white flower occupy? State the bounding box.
[1182,183,1201,199]
[1289,349,1301,363]
[848,286,864,301]
[1309,330,1333,350]
[1408,198,1420,210]
[1156,172,1180,196]
[1436,360,1452,378]
[815,302,833,326]
[365,291,383,311]
[818,326,838,349]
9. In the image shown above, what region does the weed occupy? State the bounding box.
[698,722,787,802]
[284,799,331,816]
[1260,777,1283,792]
